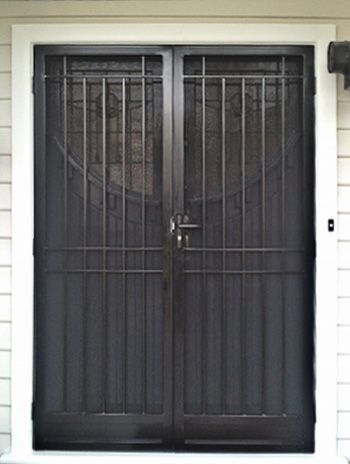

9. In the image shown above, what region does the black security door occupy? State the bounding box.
[34,45,315,452]
[172,46,315,452]
[34,46,174,450]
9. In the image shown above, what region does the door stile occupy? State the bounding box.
[161,48,175,447]
[301,49,316,436]
[172,48,186,448]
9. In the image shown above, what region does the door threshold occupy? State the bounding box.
[0,451,347,464]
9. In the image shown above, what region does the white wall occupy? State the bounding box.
[0,0,349,457]
[0,38,11,452]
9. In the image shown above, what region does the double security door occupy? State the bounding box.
[34,45,315,452]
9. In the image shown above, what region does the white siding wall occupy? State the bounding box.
[0,27,11,453]
[338,67,350,454]
[0,0,349,457]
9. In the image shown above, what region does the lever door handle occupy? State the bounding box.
[170,215,200,249]
[177,223,201,230]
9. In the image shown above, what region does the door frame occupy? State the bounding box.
[5,22,341,464]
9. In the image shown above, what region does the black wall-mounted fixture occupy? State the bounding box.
[328,41,350,90]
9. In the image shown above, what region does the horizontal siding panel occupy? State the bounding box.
[338,439,350,456]
[0,294,10,321]
[338,157,350,185]
[0,18,10,45]
[338,242,350,267]
[338,130,350,157]
[0,239,11,265]
[0,74,10,99]
[338,327,350,353]
[0,46,10,73]
[0,184,11,209]
[0,100,10,127]
[0,379,10,405]
[338,186,350,213]
[338,214,350,240]
[0,128,11,154]
[338,270,350,297]
[0,268,11,294]
[339,354,350,383]
[0,351,10,378]
[337,22,350,41]
[0,433,10,452]
[339,384,350,410]
[0,433,11,454]
[338,74,350,102]
[0,156,11,182]
[0,322,10,350]
[0,406,10,433]
[0,211,11,237]
[338,101,350,129]
[338,412,350,439]
[339,298,350,325]
[1,0,350,18]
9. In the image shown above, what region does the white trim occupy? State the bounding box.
[3,23,342,464]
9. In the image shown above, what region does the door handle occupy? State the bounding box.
[170,215,201,249]
[177,223,201,230]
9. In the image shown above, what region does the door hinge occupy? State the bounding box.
[32,237,35,256]
[313,76,317,95]
[313,238,317,259]
[32,76,36,94]
[31,401,35,420]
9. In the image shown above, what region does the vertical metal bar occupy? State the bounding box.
[63,56,68,412]
[141,56,147,414]
[162,48,174,446]
[301,50,316,426]
[122,78,127,413]
[221,78,227,415]
[173,48,185,446]
[102,78,107,412]
[281,57,286,415]
[261,77,266,413]
[201,56,207,416]
[82,77,87,413]
[241,78,246,414]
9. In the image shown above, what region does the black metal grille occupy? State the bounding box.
[34,45,315,452]
[183,54,309,416]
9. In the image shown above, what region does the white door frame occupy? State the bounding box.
[3,22,342,464]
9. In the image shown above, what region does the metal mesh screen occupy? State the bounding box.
[41,54,164,416]
[183,55,312,417]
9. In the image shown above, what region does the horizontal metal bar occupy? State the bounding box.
[183,74,305,80]
[45,247,163,252]
[184,413,300,419]
[51,412,167,420]
[45,74,163,80]
[184,247,305,252]
[184,270,305,275]
[45,269,163,274]
[177,223,201,230]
